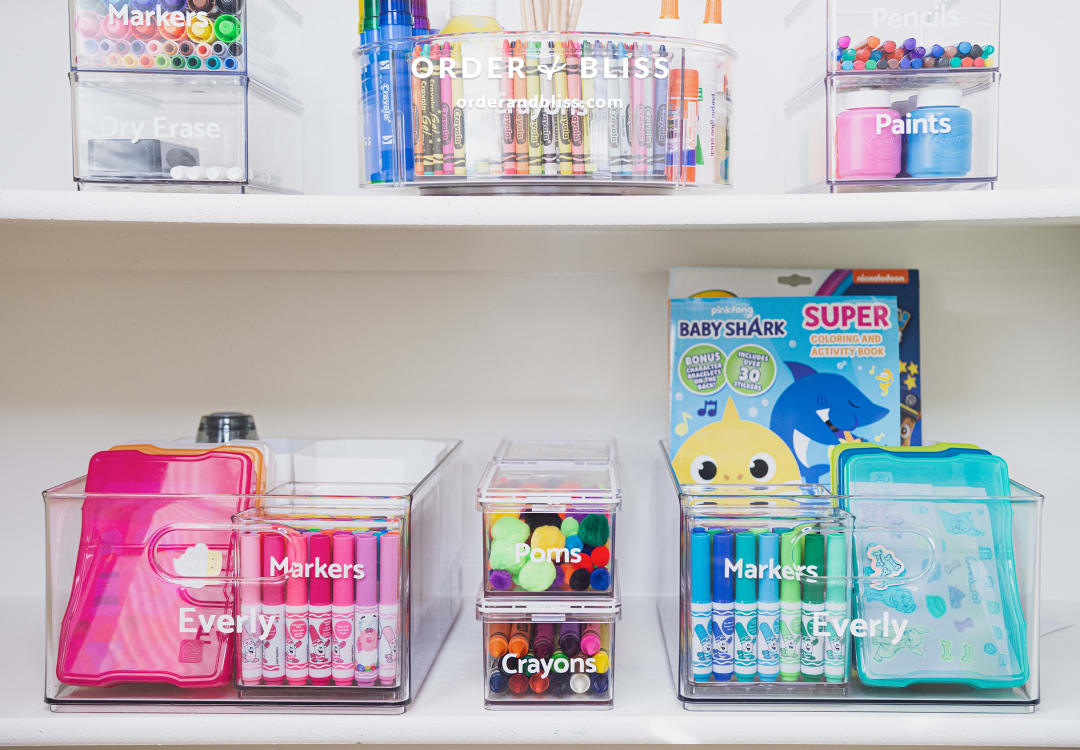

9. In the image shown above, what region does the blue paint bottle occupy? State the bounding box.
[904,88,972,178]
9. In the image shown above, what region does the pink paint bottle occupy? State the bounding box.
[836,89,902,180]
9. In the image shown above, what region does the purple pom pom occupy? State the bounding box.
[489,569,514,591]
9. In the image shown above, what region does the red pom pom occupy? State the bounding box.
[573,554,594,572]
[590,546,610,567]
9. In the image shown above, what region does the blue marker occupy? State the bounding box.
[690,530,713,682]
[710,531,735,681]
[376,0,415,183]
[757,533,781,681]
[733,532,758,681]
[360,0,381,183]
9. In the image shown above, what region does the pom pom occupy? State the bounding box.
[567,511,588,521]
[565,534,583,551]
[569,568,591,591]
[525,512,563,531]
[531,525,566,553]
[590,545,610,568]
[489,539,528,573]
[491,516,530,543]
[578,514,610,547]
[589,567,611,591]
[518,559,557,592]
[489,568,514,591]
[560,516,579,537]
[548,564,565,590]
[574,554,594,572]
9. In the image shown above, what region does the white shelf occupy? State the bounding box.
[2,189,1080,230]
[4,596,1078,747]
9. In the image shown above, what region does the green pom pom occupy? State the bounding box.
[517,559,557,592]
[560,517,579,537]
[491,516,530,543]
[578,514,610,547]
[490,539,528,573]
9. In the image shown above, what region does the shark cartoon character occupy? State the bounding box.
[769,362,890,483]
[672,398,801,489]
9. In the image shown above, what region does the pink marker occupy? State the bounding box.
[238,533,263,685]
[284,534,309,685]
[331,533,356,685]
[438,43,455,176]
[354,533,379,685]
[261,534,287,684]
[377,533,401,686]
[101,12,132,41]
[307,533,333,685]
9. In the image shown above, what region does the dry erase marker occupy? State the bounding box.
[354,532,379,685]
[779,531,801,681]
[710,531,734,681]
[801,533,826,681]
[307,533,333,685]
[690,529,712,681]
[284,534,309,685]
[331,533,356,685]
[757,533,781,681]
[824,533,849,683]
[733,532,758,681]
[261,534,287,684]
[239,533,263,685]
[378,533,401,686]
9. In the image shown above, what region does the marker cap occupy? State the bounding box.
[802,533,826,604]
[355,533,378,604]
[332,532,355,605]
[262,533,286,606]
[690,530,711,602]
[758,532,780,602]
[734,532,757,603]
[825,533,848,599]
[378,533,401,604]
[308,532,332,606]
[779,530,800,602]
[711,531,734,602]
[285,533,307,606]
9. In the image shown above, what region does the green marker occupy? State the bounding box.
[779,531,802,681]
[213,15,242,45]
[824,533,849,683]
[733,532,758,681]
[801,533,826,681]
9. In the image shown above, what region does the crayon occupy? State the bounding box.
[427,43,444,174]
[488,622,511,658]
[513,41,529,176]
[488,658,508,694]
[553,41,573,176]
[410,46,426,176]
[508,622,532,658]
[581,40,596,174]
[439,43,455,175]
[615,43,632,177]
[508,673,530,695]
[529,673,550,694]
[580,623,602,656]
[653,45,670,177]
[641,44,657,179]
[590,673,609,694]
[450,42,466,176]
[533,622,555,659]
[605,42,623,176]
[526,41,543,175]
[558,621,581,656]
[630,43,647,176]
[540,40,559,175]
[500,40,517,175]
[585,40,607,174]
[569,672,591,694]
[566,41,586,175]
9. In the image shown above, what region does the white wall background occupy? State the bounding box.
[1,0,1078,193]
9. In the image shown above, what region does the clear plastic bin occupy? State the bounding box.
[69,0,303,94]
[354,32,735,194]
[493,437,618,465]
[477,591,620,709]
[70,71,303,193]
[43,438,464,713]
[478,461,620,596]
[786,0,1000,88]
[787,70,999,192]
[657,441,1043,711]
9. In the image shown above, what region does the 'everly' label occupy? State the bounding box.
[180,606,276,639]
[811,611,909,644]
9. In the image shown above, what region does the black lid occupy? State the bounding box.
[197,412,259,443]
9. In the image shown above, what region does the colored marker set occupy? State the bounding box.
[68,1,304,193]
[476,438,621,709]
[356,32,735,192]
[44,428,466,713]
[785,0,1002,192]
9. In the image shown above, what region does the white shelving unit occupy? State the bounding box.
[5,596,1079,747]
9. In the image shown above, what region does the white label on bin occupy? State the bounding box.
[872,6,960,30]
[179,606,276,640]
[501,654,597,678]
[810,612,909,644]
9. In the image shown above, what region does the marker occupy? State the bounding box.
[214,14,242,45]
[558,621,581,656]
[377,532,401,686]
[376,0,415,183]
[733,532,758,681]
[801,533,826,681]
[779,530,801,681]
[261,534,287,684]
[307,533,333,685]
[710,531,734,681]
[488,622,511,658]
[824,533,849,683]
[205,55,222,70]
[411,0,430,34]
[580,623,602,656]
[690,529,712,681]
[757,533,781,682]
[284,533,309,686]
[239,533,263,685]
[508,622,531,658]
[330,533,355,685]
[533,622,555,659]
[187,14,215,44]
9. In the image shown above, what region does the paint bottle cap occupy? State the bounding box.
[844,88,891,111]
[668,68,699,95]
[917,87,963,108]
[197,411,258,443]
[448,0,495,18]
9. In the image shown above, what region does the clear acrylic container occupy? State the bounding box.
[478,461,620,596]
[70,71,303,193]
[493,436,618,465]
[43,438,464,713]
[69,0,303,94]
[354,32,735,194]
[787,70,999,192]
[657,441,1043,711]
[476,591,620,709]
